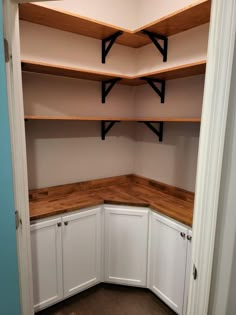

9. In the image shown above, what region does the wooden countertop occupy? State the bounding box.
[29,175,194,227]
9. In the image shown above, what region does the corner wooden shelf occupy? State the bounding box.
[24,115,201,123]
[21,60,206,85]
[19,1,211,48]
[21,60,123,83]
[25,115,201,142]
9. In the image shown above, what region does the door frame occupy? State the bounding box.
[187,1,236,314]
[4,0,236,314]
[3,1,33,314]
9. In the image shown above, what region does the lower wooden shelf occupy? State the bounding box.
[24,115,201,142]
[24,115,201,122]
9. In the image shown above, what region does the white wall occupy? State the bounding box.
[23,71,203,191]
[26,120,135,189]
[137,0,199,28]
[134,123,199,192]
[20,21,136,76]
[136,24,209,75]
[23,72,136,189]
[133,75,203,191]
[208,41,236,315]
[135,75,204,118]
[22,72,135,117]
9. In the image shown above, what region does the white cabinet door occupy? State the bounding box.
[149,212,188,315]
[183,230,193,315]
[62,207,102,298]
[30,218,63,312]
[104,205,149,287]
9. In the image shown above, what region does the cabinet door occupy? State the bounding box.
[149,212,188,315]
[183,230,193,315]
[30,218,63,312]
[62,207,102,298]
[104,205,149,287]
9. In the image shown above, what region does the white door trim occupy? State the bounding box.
[188,0,236,314]
[3,1,236,315]
[3,1,33,314]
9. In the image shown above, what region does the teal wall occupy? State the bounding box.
[0,2,21,314]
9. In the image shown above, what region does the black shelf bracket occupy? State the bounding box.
[142,30,168,62]
[140,121,164,142]
[102,31,123,63]
[141,78,166,103]
[101,120,120,140]
[102,78,121,103]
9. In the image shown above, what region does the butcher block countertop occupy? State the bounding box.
[29,175,194,227]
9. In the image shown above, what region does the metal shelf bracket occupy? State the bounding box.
[101,120,120,140]
[102,31,123,63]
[102,78,121,103]
[142,30,168,62]
[139,121,164,142]
[141,78,166,103]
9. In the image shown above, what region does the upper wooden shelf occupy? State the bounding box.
[21,60,206,85]
[19,1,211,48]
[24,115,201,123]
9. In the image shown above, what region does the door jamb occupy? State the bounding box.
[187,0,236,314]
[3,1,33,314]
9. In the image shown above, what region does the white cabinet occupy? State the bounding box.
[62,207,102,298]
[31,205,192,314]
[149,212,188,315]
[30,217,63,312]
[30,206,102,311]
[104,205,149,287]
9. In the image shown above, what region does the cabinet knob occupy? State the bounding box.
[180,232,186,239]
[57,222,61,227]
[187,235,192,241]
[64,221,68,226]
[193,264,198,280]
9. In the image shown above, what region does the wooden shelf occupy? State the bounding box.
[25,115,200,141]
[22,60,206,85]
[19,1,211,48]
[140,61,206,82]
[21,60,124,83]
[24,115,201,123]
[135,0,211,39]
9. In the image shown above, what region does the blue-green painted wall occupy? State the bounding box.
[0,2,21,314]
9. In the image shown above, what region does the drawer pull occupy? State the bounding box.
[180,232,186,239]
[57,222,61,227]
[64,221,69,226]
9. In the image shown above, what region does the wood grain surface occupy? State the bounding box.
[24,115,201,123]
[138,0,211,37]
[29,175,194,226]
[21,60,206,84]
[19,1,211,48]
